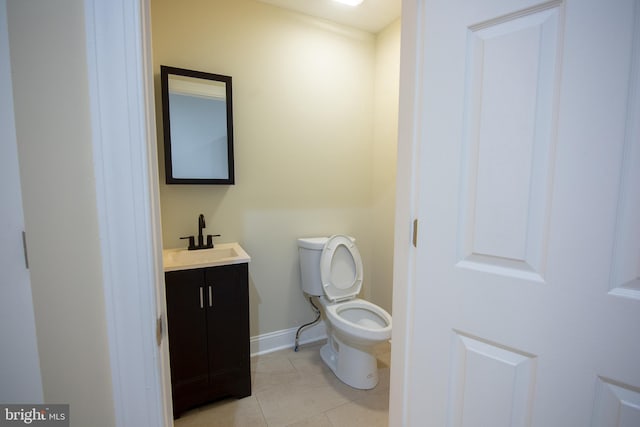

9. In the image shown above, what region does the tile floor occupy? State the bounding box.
[174,340,391,427]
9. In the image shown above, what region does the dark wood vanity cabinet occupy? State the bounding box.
[165,263,250,418]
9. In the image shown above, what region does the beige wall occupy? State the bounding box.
[7,0,115,425]
[152,0,399,336]
[371,19,400,312]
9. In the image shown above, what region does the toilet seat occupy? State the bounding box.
[320,235,363,302]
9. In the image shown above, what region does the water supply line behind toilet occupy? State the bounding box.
[294,296,321,352]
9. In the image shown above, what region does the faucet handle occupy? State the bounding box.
[180,235,196,250]
[206,234,221,248]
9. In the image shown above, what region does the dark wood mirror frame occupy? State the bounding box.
[161,65,235,185]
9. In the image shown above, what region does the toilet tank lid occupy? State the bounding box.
[297,237,328,250]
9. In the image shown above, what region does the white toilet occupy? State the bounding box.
[297,235,392,389]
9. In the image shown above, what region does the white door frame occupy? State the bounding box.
[389,0,421,424]
[0,0,44,404]
[84,0,423,424]
[84,0,172,425]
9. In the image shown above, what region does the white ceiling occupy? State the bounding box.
[256,0,401,34]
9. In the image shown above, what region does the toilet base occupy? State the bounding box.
[320,335,379,389]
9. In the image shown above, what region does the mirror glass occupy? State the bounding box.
[161,66,235,184]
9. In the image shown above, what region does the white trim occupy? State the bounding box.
[169,76,226,100]
[84,0,168,426]
[137,0,174,423]
[250,322,327,356]
[390,0,422,426]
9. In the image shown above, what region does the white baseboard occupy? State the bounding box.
[250,320,327,356]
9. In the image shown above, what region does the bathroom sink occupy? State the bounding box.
[163,242,251,272]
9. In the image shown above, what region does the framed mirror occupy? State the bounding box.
[161,65,235,184]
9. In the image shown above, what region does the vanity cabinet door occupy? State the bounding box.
[165,268,209,399]
[205,263,250,397]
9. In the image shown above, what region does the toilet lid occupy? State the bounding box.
[320,235,363,302]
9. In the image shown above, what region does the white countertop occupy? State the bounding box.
[162,242,251,272]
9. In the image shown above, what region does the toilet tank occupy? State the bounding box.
[297,237,328,296]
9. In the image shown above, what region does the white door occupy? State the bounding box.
[0,0,43,403]
[393,0,640,425]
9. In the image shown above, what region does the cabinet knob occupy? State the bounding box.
[208,285,213,307]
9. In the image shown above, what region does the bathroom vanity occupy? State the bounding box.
[163,244,251,418]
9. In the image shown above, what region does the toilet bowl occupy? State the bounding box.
[297,235,392,389]
[322,298,392,346]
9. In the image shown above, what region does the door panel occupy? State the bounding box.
[609,22,640,298]
[458,3,560,282]
[448,332,537,427]
[398,0,640,425]
[591,378,640,427]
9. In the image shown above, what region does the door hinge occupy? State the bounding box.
[412,219,418,248]
[22,231,29,269]
[156,316,162,347]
